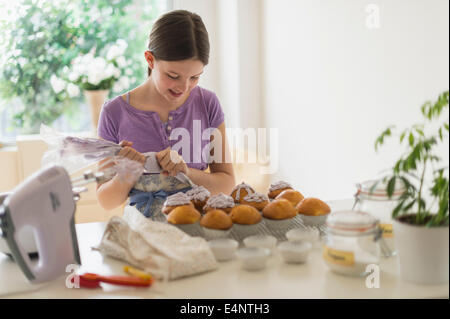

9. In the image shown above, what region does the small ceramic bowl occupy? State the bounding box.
[286,228,320,245]
[243,235,277,254]
[208,238,239,262]
[236,247,271,271]
[263,217,296,230]
[298,214,328,227]
[278,240,312,264]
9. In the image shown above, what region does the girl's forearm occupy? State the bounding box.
[96,175,134,210]
[186,168,235,195]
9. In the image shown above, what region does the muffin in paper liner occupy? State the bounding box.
[202,226,233,240]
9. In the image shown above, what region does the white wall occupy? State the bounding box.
[174,0,264,129]
[262,0,449,200]
[172,0,449,201]
[173,0,220,96]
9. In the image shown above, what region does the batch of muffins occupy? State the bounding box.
[162,181,331,239]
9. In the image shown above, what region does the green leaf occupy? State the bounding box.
[421,101,432,118]
[403,199,417,212]
[444,123,449,131]
[387,176,396,198]
[416,129,424,136]
[418,198,427,210]
[394,160,402,174]
[375,126,395,151]
[409,133,414,146]
[400,131,407,143]
[392,199,405,218]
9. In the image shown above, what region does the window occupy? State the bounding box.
[0,0,170,142]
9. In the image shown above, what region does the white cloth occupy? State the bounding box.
[95,205,218,280]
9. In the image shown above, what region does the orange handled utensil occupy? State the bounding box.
[80,273,153,287]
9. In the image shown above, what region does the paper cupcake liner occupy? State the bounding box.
[202,226,233,240]
[299,214,328,226]
[172,222,205,237]
[232,222,263,238]
[263,217,296,230]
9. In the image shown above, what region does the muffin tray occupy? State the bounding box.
[152,211,326,244]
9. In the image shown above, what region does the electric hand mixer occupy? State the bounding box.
[0,164,116,284]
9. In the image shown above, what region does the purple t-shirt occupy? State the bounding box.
[98,86,225,171]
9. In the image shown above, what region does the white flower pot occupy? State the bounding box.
[84,89,109,135]
[393,218,449,285]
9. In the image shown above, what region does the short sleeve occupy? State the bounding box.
[97,101,119,143]
[207,93,225,128]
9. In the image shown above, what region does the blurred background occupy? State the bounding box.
[0,0,448,222]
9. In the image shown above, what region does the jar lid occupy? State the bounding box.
[356,179,406,198]
[326,210,379,233]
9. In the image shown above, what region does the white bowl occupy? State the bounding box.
[208,238,239,261]
[243,235,277,254]
[286,228,320,244]
[299,214,328,226]
[236,247,271,271]
[278,240,312,264]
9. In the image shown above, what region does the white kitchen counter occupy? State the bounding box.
[0,199,448,299]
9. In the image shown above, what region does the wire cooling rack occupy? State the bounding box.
[152,211,326,243]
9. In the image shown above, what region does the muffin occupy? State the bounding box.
[200,209,234,239]
[296,197,331,226]
[167,205,201,224]
[203,193,235,214]
[296,198,331,216]
[267,181,293,199]
[241,192,270,211]
[231,182,255,203]
[229,204,262,236]
[162,192,194,215]
[166,205,202,236]
[275,189,304,207]
[262,199,298,229]
[186,185,211,212]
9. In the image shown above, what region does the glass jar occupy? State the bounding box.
[322,210,383,277]
[353,179,405,256]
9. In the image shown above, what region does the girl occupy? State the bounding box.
[96,10,235,214]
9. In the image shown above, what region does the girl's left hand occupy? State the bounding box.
[156,147,189,177]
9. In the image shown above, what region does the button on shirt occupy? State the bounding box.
[98,86,225,171]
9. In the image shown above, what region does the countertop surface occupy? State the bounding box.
[0,199,448,299]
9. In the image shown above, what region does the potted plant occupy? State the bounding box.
[374,90,449,284]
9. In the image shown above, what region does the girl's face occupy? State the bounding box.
[146,51,204,104]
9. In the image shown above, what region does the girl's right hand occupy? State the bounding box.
[108,140,146,185]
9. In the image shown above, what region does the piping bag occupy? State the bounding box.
[40,124,194,186]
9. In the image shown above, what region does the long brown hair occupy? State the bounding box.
[147,10,210,76]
